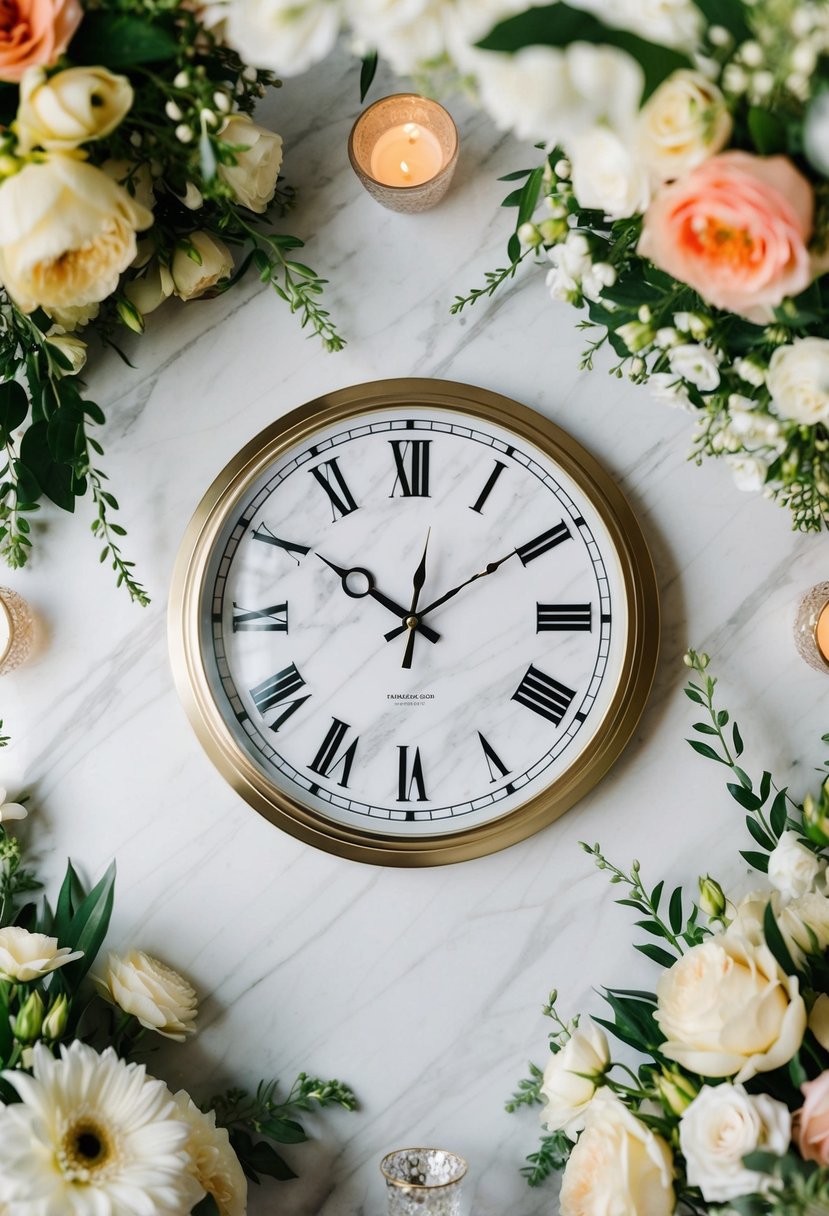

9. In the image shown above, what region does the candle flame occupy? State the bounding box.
[400,160,411,177]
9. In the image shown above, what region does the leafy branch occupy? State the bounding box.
[520,1131,572,1187]
[450,251,531,315]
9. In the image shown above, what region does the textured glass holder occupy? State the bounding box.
[381,1148,467,1215]
[794,582,829,673]
[0,587,34,676]
[348,95,459,213]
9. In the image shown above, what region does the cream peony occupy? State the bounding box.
[0,926,81,981]
[559,1091,674,1216]
[0,156,152,312]
[219,114,282,213]
[539,1022,609,1137]
[767,337,829,426]
[16,65,133,153]
[98,949,198,1040]
[679,1084,791,1202]
[570,126,650,220]
[171,231,233,301]
[172,1090,248,1216]
[655,934,806,1082]
[768,830,823,901]
[638,70,732,185]
[226,0,341,76]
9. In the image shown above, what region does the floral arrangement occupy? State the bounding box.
[0,0,342,605]
[507,650,829,1215]
[0,778,356,1215]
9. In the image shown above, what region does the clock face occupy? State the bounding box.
[172,383,658,864]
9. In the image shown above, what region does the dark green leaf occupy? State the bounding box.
[359,50,378,102]
[668,886,683,935]
[770,790,788,839]
[61,861,116,988]
[259,1117,308,1144]
[759,770,772,803]
[192,1196,220,1216]
[501,188,525,208]
[727,782,760,811]
[70,13,178,66]
[516,166,544,230]
[692,722,719,735]
[650,880,664,913]
[0,985,12,1063]
[498,168,533,182]
[0,381,28,435]
[47,408,84,465]
[692,0,751,40]
[741,850,769,873]
[746,817,775,851]
[747,107,787,155]
[634,919,667,938]
[732,721,744,757]
[230,1130,297,1183]
[764,900,799,976]
[19,421,76,511]
[55,860,86,941]
[635,942,678,969]
[684,687,704,705]
[687,739,724,762]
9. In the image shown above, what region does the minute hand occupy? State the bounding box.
[384,549,516,642]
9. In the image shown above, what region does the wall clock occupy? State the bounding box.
[169,379,659,866]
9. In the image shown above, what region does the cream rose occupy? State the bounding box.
[570,126,650,221]
[679,1084,791,1202]
[126,258,174,316]
[172,1090,247,1216]
[638,70,732,185]
[226,0,341,76]
[539,1023,609,1137]
[767,337,829,426]
[171,231,233,301]
[768,830,824,901]
[218,114,282,214]
[655,934,806,1082]
[16,65,133,153]
[560,1091,674,1216]
[0,0,82,84]
[0,926,82,982]
[98,950,198,1040]
[0,155,152,312]
[730,889,829,969]
[810,993,829,1052]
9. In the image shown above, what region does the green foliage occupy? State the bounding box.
[69,12,179,66]
[505,1061,545,1112]
[520,1131,572,1187]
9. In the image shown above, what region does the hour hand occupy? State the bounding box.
[317,554,441,644]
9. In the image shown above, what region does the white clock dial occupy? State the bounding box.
[200,407,629,837]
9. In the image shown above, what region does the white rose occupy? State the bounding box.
[730,889,829,968]
[727,454,768,492]
[0,156,152,312]
[767,337,829,425]
[126,258,175,316]
[46,332,87,374]
[679,1084,791,1202]
[16,66,133,154]
[226,0,341,76]
[0,787,26,822]
[172,1090,247,1216]
[98,950,198,1040]
[539,1022,609,1137]
[0,926,82,982]
[768,831,823,901]
[560,1091,674,1216]
[218,114,282,214]
[655,934,806,1082]
[668,342,721,390]
[571,126,650,220]
[171,231,233,301]
[638,70,732,184]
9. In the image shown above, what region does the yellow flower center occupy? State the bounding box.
[59,1117,114,1181]
[694,217,756,268]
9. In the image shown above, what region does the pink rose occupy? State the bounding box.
[0,0,82,83]
[795,1071,829,1164]
[639,152,813,322]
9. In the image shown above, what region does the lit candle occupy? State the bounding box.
[370,122,444,187]
[794,582,829,673]
[817,600,829,664]
[0,587,35,677]
[349,94,459,213]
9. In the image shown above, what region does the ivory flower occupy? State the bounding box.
[0,926,82,981]
[46,331,87,374]
[727,454,769,493]
[219,114,282,214]
[767,337,829,426]
[796,1070,829,1164]
[679,1084,791,1202]
[570,126,650,220]
[226,0,341,76]
[638,70,732,184]
[668,342,721,391]
[173,1090,248,1216]
[126,258,175,316]
[539,1023,609,1137]
[16,66,133,153]
[98,950,198,1040]
[0,787,27,822]
[768,830,823,900]
[171,232,233,301]
[0,0,82,84]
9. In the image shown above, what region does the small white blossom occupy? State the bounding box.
[554,158,571,179]
[649,372,695,412]
[739,40,764,67]
[173,69,190,88]
[175,124,194,143]
[668,343,721,391]
[734,356,767,387]
[727,454,769,492]
[709,25,731,45]
[656,327,679,348]
[165,100,183,122]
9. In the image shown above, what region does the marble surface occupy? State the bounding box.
[3,48,829,1216]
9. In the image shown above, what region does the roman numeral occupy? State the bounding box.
[310,457,359,520]
[251,524,310,564]
[536,603,592,632]
[389,440,431,498]
[309,717,359,788]
[516,522,571,566]
[397,745,428,802]
[512,665,576,726]
[470,460,507,514]
[250,662,310,731]
[232,602,288,632]
[478,732,510,783]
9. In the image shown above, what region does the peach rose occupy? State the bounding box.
[639,152,814,322]
[0,0,82,83]
[796,1071,829,1164]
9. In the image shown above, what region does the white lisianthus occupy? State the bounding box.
[655,934,806,1082]
[0,926,82,982]
[226,0,342,76]
[768,831,823,901]
[637,70,732,184]
[559,1091,674,1216]
[46,332,87,374]
[172,1090,247,1216]
[727,454,769,493]
[218,114,283,213]
[570,126,650,220]
[16,65,133,153]
[649,372,694,412]
[0,787,26,822]
[539,1022,609,1136]
[0,156,152,312]
[98,950,198,1040]
[668,343,721,391]
[767,337,829,425]
[442,0,530,68]
[679,1084,791,1202]
[172,232,233,301]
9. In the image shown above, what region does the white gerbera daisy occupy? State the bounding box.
[0,1041,204,1216]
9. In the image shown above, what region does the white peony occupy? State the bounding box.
[172,1090,247,1216]
[226,0,342,76]
[0,926,82,982]
[0,787,26,822]
[768,831,824,901]
[727,454,769,493]
[767,337,829,425]
[668,343,721,391]
[16,65,133,153]
[679,1084,791,1202]
[655,934,806,1082]
[559,1091,674,1216]
[570,126,650,220]
[539,1022,609,1137]
[637,70,732,184]
[0,1042,202,1216]
[98,949,198,1040]
[219,114,283,213]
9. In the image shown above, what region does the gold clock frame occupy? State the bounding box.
[169,379,660,867]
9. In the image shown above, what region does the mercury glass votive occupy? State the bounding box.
[380,1148,467,1215]
[348,95,459,213]
[0,587,35,676]
[794,582,829,673]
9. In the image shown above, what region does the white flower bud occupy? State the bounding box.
[709,25,731,46]
[638,305,652,323]
[554,158,571,179]
[518,221,542,247]
[175,124,194,143]
[739,40,763,67]
[213,91,231,114]
[173,70,190,88]
[165,100,183,122]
